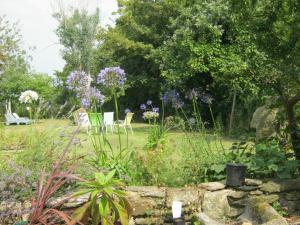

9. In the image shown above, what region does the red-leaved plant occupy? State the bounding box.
[28,129,84,225]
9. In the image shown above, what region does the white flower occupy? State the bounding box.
[19,90,39,104]
[142,111,159,120]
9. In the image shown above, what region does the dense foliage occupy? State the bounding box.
[0,1,300,222]
[91,0,299,160]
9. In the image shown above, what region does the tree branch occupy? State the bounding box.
[288,91,300,107]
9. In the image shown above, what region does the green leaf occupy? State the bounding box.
[114,189,126,197]
[211,164,225,174]
[72,201,91,222]
[105,170,116,183]
[95,172,106,185]
[114,201,129,225]
[73,189,94,197]
[99,196,110,217]
[104,187,114,196]
[120,197,133,217]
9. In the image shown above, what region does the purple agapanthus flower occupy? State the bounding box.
[162,90,179,104]
[152,107,159,113]
[187,88,199,100]
[81,87,105,109]
[66,71,91,95]
[173,99,184,109]
[200,93,214,104]
[140,104,146,110]
[81,98,90,109]
[97,67,126,88]
[146,100,152,105]
[162,90,184,109]
[125,108,131,114]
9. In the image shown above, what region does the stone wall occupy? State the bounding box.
[123,178,300,224]
[1,178,300,225]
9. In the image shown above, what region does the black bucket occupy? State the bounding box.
[226,163,247,187]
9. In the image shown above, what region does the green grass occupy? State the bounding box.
[0,119,234,154]
[0,119,236,186]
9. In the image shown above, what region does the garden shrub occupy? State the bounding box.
[207,138,299,181]
[245,139,299,179]
[129,146,186,186]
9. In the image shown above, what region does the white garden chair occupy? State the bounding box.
[114,113,134,134]
[103,112,114,134]
[73,108,87,125]
[13,113,30,122]
[78,113,90,132]
[5,113,30,125]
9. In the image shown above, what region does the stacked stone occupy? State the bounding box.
[1,178,300,225]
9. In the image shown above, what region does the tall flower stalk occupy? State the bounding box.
[95,67,131,178]
[114,93,122,151]
[140,100,165,149]
[19,90,39,121]
[97,67,126,152]
[67,70,106,163]
[19,90,39,145]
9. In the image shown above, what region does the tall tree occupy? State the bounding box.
[0,15,28,76]
[154,0,259,129]
[54,8,100,76]
[230,0,300,161]
[93,0,181,109]
[0,15,30,115]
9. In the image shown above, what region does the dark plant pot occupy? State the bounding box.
[226,163,247,187]
[173,217,185,225]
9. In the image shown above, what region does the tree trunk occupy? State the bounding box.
[229,90,237,135]
[285,103,300,161]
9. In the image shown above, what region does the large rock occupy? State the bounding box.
[250,102,279,140]
[198,213,226,225]
[245,179,263,186]
[125,186,166,217]
[238,197,288,225]
[261,179,300,193]
[165,187,202,207]
[202,190,244,220]
[199,182,225,191]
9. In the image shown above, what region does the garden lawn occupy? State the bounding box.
[0,119,236,186]
[0,119,234,155]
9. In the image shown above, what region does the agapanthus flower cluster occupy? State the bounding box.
[140,100,159,112]
[140,104,146,110]
[142,111,159,120]
[186,88,200,100]
[81,87,105,109]
[162,90,184,109]
[66,71,91,95]
[140,99,160,120]
[97,67,126,88]
[19,90,39,104]
[200,93,214,104]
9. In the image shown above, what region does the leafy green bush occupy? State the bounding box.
[211,139,299,180]
[73,170,132,225]
[245,139,299,179]
[145,124,167,150]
